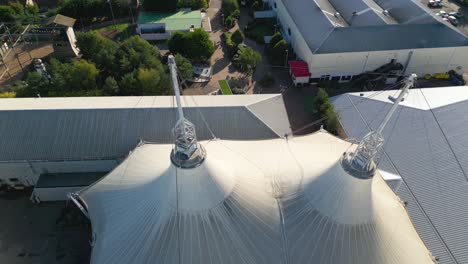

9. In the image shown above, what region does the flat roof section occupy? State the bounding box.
[36,172,108,188]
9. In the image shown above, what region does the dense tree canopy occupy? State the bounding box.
[58,0,130,24]
[168,29,214,62]
[15,33,171,97]
[143,0,177,11]
[0,5,16,22]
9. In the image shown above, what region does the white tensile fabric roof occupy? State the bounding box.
[79,131,433,264]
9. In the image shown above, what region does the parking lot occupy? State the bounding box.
[0,189,90,264]
[421,0,468,35]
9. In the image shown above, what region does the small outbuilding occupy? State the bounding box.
[137,10,202,40]
[288,60,310,86]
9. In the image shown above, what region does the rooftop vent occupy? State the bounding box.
[383,10,390,16]
[334,12,341,18]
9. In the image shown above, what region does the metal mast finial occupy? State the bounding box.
[168,55,205,168]
[341,73,417,179]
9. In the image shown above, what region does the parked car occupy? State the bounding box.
[448,15,459,26]
[448,11,463,18]
[33,59,50,79]
[428,0,443,8]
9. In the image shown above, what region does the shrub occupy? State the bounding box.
[225,16,235,28]
[0,91,16,98]
[232,87,245,94]
[326,110,339,133]
[223,32,237,57]
[231,29,244,44]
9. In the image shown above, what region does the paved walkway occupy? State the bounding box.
[206,0,245,89]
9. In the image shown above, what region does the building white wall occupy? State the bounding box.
[305,46,468,79]
[273,0,315,71]
[0,159,119,187]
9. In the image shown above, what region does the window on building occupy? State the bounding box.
[9,178,19,182]
[331,76,340,81]
[288,28,291,36]
[340,75,352,82]
[320,75,331,81]
[274,2,277,8]
[310,78,320,83]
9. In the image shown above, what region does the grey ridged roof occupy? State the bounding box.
[314,24,468,54]
[332,86,468,264]
[279,0,467,54]
[79,132,433,264]
[0,95,291,161]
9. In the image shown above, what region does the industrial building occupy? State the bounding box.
[265,0,468,82]
[0,94,291,201]
[332,86,468,264]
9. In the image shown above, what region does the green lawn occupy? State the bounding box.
[218,80,233,95]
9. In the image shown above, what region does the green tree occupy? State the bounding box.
[313,88,329,112]
[175,54,193,81]
[119,71,140,95]
[222,0,239,16]
[76,31,111,60]
[8,1,24,14]
[186,29,214,62]
[325,110,339,133]
[0,6,16,22]
[168,31,187,55]
[143,0,177,11]
[117,36,162,73]
[103,76,119,95]
[168,30,214,62]
[231,29,244,44]
[137,67,171,95]
[15,72,50,97]
[269,31,283,48]
[233,45,261,75]
[69,60,99,90]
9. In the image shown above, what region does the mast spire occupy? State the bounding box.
[341,73,417,179]
[168,55,206,168]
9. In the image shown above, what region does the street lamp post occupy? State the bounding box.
[107,0,116,27]
[221,13,225,26]
[284,49,289,67]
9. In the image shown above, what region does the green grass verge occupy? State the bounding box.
[218,80,233,95]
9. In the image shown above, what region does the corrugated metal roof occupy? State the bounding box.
[279,0,467,54]
[0,95,290,161]
[314,24,468,54]
[47,14,76,27]
[332,86,468,264]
